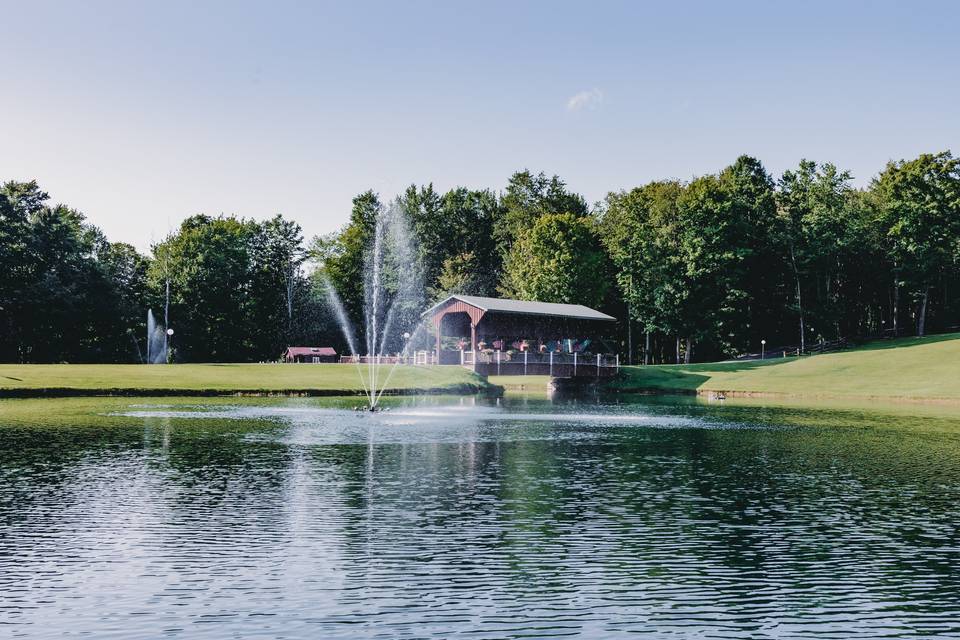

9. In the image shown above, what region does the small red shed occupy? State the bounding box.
[284,346,338,363]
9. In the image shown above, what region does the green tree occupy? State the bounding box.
[432,252,488,298]
[840,188,891,337]
[150,215,257,361]
[0,182,34,361]
[15,200,96,361]
[874,151,960,336]
[500,212,609,308]
[94,241,151,361]
[248,214,305,356]
[436,187,501,297]
[495,171,587,260]
[600,180,685,363]
[673,174,747,361]
[718,156,783,354]
[0,180,149,363]
[399,184,503,299]
[399,184,444,287]
[313,191,381,337]
[778,160,855,348]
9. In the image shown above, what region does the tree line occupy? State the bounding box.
[1,151,958,364]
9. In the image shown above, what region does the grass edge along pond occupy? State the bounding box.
[2,334,958,403]
[612,333,960,403]
[0,363,494,398]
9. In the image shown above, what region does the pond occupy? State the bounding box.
[2,394,960,638]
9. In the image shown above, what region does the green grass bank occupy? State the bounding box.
[0,363,494,398]
[611,333,960,403]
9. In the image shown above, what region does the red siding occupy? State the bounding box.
[430,299,485,328]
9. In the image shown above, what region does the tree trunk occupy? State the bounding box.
[918,288,929,336]
[795,274,805,352]
[892,276,899,336]
[285,263,297,330]
[675,336,680,364]
[644,331,650,366]
[626,302,633,366]
[684,337,693,364]
[789,247,805,352]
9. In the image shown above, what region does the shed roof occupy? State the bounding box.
[286,346,337,357]
[424,295,616,322]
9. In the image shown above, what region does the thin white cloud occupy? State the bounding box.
[566,88,603,112]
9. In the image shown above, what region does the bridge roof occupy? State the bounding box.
[424,295,615,322]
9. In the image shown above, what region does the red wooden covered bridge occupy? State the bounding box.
[420,295,619,377]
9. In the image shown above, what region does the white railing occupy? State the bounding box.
[339,350,622,374]
[338,354,410,365]
[414,350,437,365]
[463,350,620,376]
[471,350,619,366]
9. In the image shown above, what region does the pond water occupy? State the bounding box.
[2,394,960,639]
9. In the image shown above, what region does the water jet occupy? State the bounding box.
[323,202,428,410]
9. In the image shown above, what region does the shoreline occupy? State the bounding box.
[6,382,954,406]
[0,383,500,399]
[0,363,497,399]
[608,386,960,407]
[1,377,956,406]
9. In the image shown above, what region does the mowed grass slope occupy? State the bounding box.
[0,363,488,396]
[613,334,960,401]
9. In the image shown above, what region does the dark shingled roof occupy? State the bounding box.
[424,295,616,322]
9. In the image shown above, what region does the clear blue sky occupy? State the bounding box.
[2,0,958,250]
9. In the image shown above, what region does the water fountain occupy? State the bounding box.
[324,203,429,411]
[146,309,168,364]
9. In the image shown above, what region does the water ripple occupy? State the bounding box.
[1,397,959,638]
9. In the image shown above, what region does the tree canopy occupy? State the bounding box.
[2,151,959,363]
[500,212,609,308]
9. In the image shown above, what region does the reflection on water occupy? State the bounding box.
[1,395,960,638]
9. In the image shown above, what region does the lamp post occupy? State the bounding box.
[166,328,174,363]
[761,339,766,360]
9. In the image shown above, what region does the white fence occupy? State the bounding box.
[460,350,620,377]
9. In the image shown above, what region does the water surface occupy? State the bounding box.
[2,395,959,638]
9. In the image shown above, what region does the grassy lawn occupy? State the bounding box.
[612,333,960,401]
[0,363,490,396]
